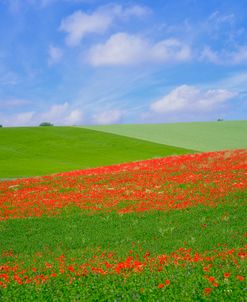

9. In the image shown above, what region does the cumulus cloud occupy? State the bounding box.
[48,45,63,65]
[60,10,111,47]
[41,102,69,121]
[0,111,34,127]
[1,102,124,127]
[64,109,83,125]
[201,45,247,65]
[41,102,83,125]
[92,109,124,125]
[87,33,191,66]
[150,85,237,114]
[59,4,150,47]
[1,102,84,126]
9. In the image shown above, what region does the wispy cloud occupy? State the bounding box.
[48,45,63,65]
[92,109,124,125]
[2,0,92,11]
[0,72,19,86]
[0,98,31,109]
[201,45,247,65]
[40,0,93,7]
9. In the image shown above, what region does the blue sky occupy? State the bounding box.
[0,0,247,126]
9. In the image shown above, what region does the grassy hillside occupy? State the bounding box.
[83,120,247,152]
[0,126,193,178]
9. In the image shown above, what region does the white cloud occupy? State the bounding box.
[0,111,34,127]
[231,46,247,64]
[208,11,235,26]
[200,47,220,64]
[201,45,247,65]
[48,45,63,65]
[92,109,124,125]
[0,102,84,126]
[59,4,150,47]
[42,102,69,121]
[150,85,237,114]
[65,109,83,125]
[87,33,191,66]
[216,71,247,91]
[41,102,83,125]
[60,10,112,47]
[88,33,146,66]
[115,5,150,18]
[151,39,191,62]
[15,112,34,124]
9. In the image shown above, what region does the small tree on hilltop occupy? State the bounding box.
[39,122,54,126]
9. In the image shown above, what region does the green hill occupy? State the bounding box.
[83,120,247,152]
[0,126,193,178]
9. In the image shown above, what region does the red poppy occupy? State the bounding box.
[204,288,212,295]
[224,272,230,278]
[236,275,245,281]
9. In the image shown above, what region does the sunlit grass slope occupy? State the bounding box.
[83,120,247,152]
[0,126,193,178]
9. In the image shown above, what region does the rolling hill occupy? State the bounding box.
[83,120,247,152]
[0,126,193,178]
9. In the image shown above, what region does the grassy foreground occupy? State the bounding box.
[0,126,192,178]
[0,197,246,301]
[84,120,247,152]
[0,150,246,301]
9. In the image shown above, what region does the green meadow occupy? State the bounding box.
[84,120,247,152]
[0,191,246,301]
[0,126,193,178]
[0,123,246,301]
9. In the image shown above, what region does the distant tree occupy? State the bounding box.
[39,122,54,126]
[217,118,224,122]
[0,125,2,128]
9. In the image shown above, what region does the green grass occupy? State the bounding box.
[1,193,245,257]
[0,126,193,178]
[83,120,247,152]
[0,191,246,301]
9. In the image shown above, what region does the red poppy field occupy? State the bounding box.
[0,149,246,301]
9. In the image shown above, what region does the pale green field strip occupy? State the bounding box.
[83,120,247,152]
